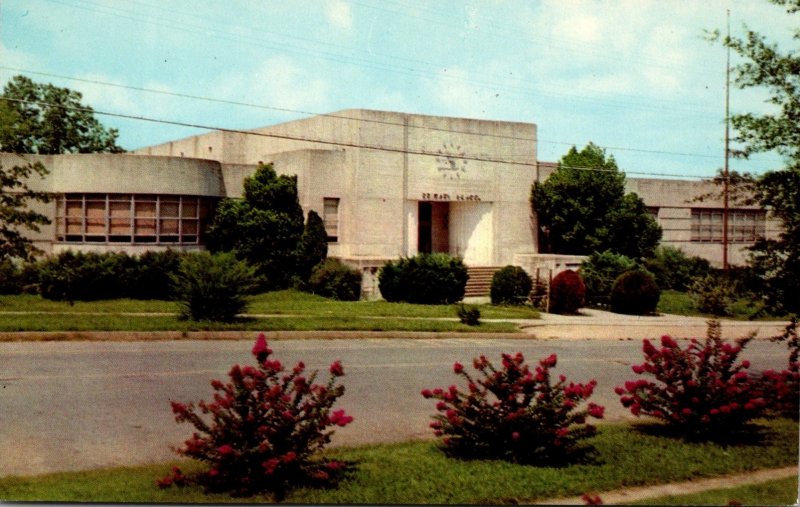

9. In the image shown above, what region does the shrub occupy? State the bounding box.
[130,250,183,299]
[615,320,767,439]
[170,251,257,322]
[490,265,532,305]
[0,259,23,294]
[378,253,467,304]
[548,269,585,314]
[610,269,660,315]
[421,352,603,465]
[643,246,711,292]
[307,258,362,301]
[530,277,548,310]
[761,318,799,420]
[456,304,480,326]
[690,274,734,316]
[296,210,328,284]
[161,334,352,499]
[579,250,636,307]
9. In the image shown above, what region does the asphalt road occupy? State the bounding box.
[0,336,791,477]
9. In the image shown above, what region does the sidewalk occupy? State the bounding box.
[535,466,799,505]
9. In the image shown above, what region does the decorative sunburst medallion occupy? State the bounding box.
[434,142,468,180]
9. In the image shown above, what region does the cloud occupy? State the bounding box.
[326,0,353,31]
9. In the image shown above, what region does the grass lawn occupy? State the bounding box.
[656,290,788,321]
[634,476,799,505]
[0,290,535,334]
[1,418,795,504]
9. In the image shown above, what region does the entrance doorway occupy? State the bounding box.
[417,201,449,254]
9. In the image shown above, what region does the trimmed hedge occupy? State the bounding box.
[378,253,467,304]
[610,269,660,315]
[490,265,532,305]
[549,269,585,314]
[308,258,362,301]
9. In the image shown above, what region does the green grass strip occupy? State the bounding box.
[633,476,799,505]
[1,419,796,504]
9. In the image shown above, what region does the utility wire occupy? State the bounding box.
[2,66,762,164]
[0,96,717,180]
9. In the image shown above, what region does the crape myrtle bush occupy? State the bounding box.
[421,352,604,465]
[548,269,585,314]
[307,258,362,301]
[490,265,532,305]
[161,334,353,499]
[760,318,799,420]
[579,250,636,307]
[170,251,257,322]
[610,269,660,316]
[34,250,183,301]
[615,320,767,438]
[378,253,467,304]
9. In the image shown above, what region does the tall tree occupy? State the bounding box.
[0,75,123,154]
[0,161,51,261]
[714,0,800,314]
[206,163,305,290]
[531,143,661,259]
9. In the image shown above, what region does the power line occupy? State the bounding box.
[3,66,767,164]
[0,96,716,180]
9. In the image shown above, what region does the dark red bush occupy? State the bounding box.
[421,351,603,465]
[549,269,585,314]
[161,334,353,499]
[761,318,799,419]
[615,321,767,438]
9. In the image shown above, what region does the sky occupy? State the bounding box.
[1,0,796,180]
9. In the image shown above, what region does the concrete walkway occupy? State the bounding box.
[535,466,799,505]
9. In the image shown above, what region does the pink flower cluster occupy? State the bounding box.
[422,351,604,464]
[616,331,767,436]
[162,333,352,498]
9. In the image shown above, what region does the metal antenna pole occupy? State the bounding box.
[723,9,731,272]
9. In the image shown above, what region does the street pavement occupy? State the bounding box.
[0,331,792,477]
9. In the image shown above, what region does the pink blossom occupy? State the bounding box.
[588,403,605,419]
[511,431,520,440]
[421,389,433,398]
[540,354,558,368]
[661,335,678,348]
[330,409,353,427]
[252,333,271,359]
[217,444,235,456]
[632,364,646,374]
[329,360,345,377]
[263,458,280,475]
[453,362,464,374]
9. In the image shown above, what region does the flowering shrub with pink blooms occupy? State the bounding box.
[761,318,799,420]
[160,333,353,499]
[421,352,604,465]
[615,320,767,438]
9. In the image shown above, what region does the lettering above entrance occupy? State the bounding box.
[435,142,468,180]
[421,192,481,201]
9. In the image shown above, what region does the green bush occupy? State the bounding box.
[130,250,183,300]
[307,258,362,301]
[170,252,257,322]
[643,246,711,292]
[0,259,23,294]
[490,265,532,305]
[690,274,734,316]
[610,269,660,315]
[549,269,585,314]
[456,304,481,326]
[296,210,328,284]
[378,253,467,304]
[579,250,636,307]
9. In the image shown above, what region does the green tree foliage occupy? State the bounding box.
[643,246,711,292]
[531,143,661,258]
[0,75,122,154]
[206,163,305,290]
[579,250,637,306]
[297,210,328,283]
[0,161,51,261]
[710,0,800,314]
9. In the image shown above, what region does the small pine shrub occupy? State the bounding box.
[161,334,352,499]
[615,320,767,439]
[297,210,329,283]
[421,352,603,465]
[490,265,532,305]
[378,253,467,304]
[690,274,734,316]
[457,304,481,326]
[610,269,660,315]
[170,252,257,322]
[307,258,362,301]
[579,250,636,307]
[549,269,585,314]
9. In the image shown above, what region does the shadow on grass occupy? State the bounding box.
[438,442,602,468]
[630,420,772,447]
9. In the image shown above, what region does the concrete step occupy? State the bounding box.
[464,266,502,297]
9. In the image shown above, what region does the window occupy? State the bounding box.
[323,197,340,243]
[55,193,212,245]
[690,208,765,243]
